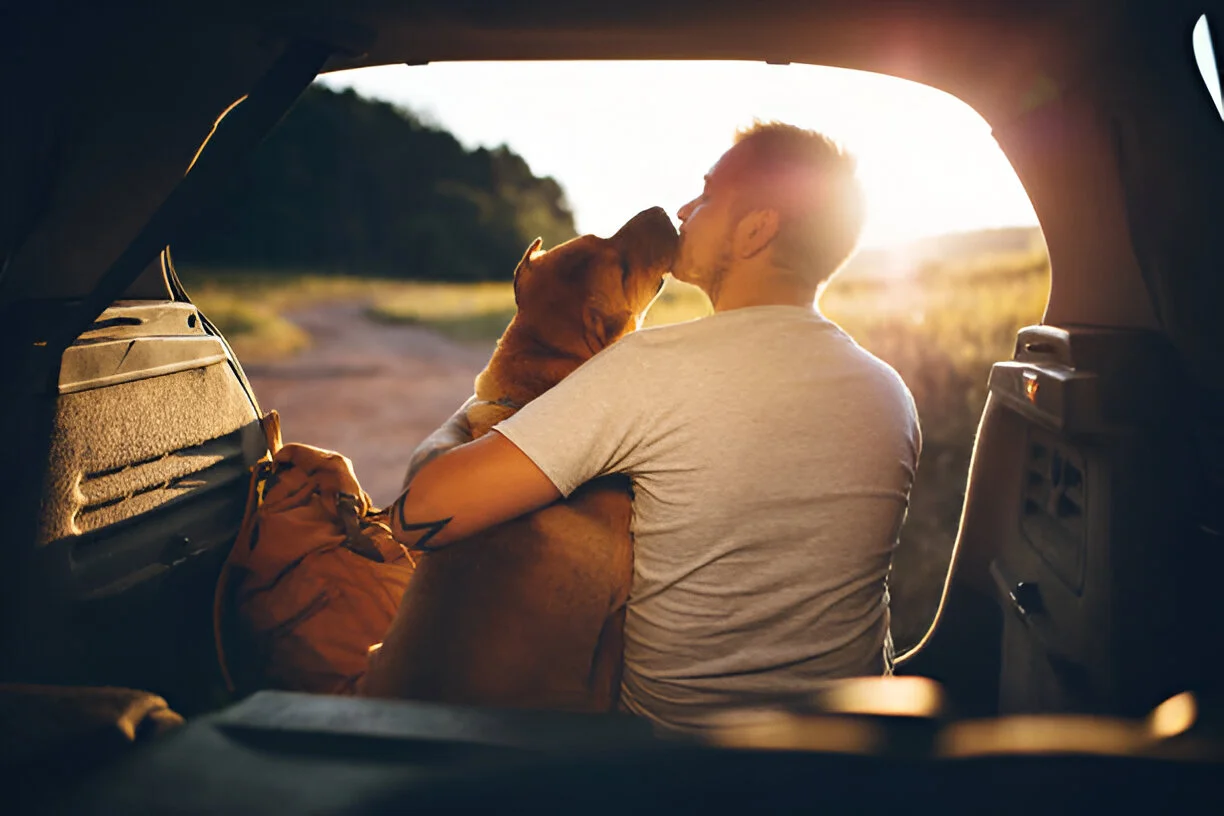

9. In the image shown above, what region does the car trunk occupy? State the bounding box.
[1,0,1222,747]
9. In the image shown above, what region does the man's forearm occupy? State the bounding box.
[389,486,454,551]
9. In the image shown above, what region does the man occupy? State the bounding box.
[389,121,921,731]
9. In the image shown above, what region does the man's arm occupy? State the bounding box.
[391,334,649,550]
[389,431,561,551]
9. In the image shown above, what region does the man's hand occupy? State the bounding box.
[389,431,562,551]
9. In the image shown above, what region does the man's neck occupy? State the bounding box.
[710,263,816,312]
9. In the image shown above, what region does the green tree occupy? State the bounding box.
[176,85,577,281]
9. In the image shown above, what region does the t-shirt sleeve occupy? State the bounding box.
[492,338,651,498]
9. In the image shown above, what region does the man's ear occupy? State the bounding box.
[581,302,632,355]
[513,238,544,304]
[732,209,780,259]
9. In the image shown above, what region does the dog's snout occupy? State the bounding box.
[633,206,677,239]
[616,207,677,241]
[637,205,671,225]
[614,206,678,268]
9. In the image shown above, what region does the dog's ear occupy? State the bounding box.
[512,238,543,305]
[582,303,632,355]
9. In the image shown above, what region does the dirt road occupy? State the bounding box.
[243,300,493,507]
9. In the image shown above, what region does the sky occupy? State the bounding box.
[319,20,1221,249]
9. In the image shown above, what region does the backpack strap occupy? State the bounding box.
[260,409,283,456]
[213,410,282,693]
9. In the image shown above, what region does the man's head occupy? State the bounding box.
[672,122,865,306]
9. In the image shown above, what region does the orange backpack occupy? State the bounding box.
[213,412,416,695]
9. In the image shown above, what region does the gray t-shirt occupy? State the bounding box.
[493,304,921,731]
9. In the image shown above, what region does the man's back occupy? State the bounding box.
[494,304,921,731]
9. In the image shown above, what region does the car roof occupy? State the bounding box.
[322,0,1054,117]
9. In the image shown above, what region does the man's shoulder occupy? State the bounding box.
[846,345,922,448]
[632,316,712,341]
[836,341,916,410]
[601,318,711,356]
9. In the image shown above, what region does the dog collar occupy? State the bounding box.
[476,395,524,412]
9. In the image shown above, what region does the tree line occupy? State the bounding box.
[176,85,577,281]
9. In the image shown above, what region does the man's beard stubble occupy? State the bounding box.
[673,234,732,307]
[703,247,733,308]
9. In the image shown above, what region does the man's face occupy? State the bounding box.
[672,146,743,293]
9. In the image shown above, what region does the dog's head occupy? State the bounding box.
[510,206,678,358]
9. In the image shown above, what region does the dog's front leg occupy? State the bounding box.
[402,394,477,489]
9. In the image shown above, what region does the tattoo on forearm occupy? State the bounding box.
[392,490,453,552]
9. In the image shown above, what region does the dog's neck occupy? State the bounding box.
[469,317,619,437]
[476,320,590,402]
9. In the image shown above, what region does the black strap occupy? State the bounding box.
[38,37,334,392]
[164,245,264,417]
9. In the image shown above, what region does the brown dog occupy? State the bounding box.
[360,207,677,711]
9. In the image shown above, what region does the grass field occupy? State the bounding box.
[183,251,1050,648]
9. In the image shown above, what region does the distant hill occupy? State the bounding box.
[176,85,578,281]
[842,226,1047,281]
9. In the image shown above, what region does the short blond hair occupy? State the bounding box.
[729,121,865,286]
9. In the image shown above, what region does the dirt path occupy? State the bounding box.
[242,300,493,507]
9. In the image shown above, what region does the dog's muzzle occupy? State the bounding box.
[615,206,679,270]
